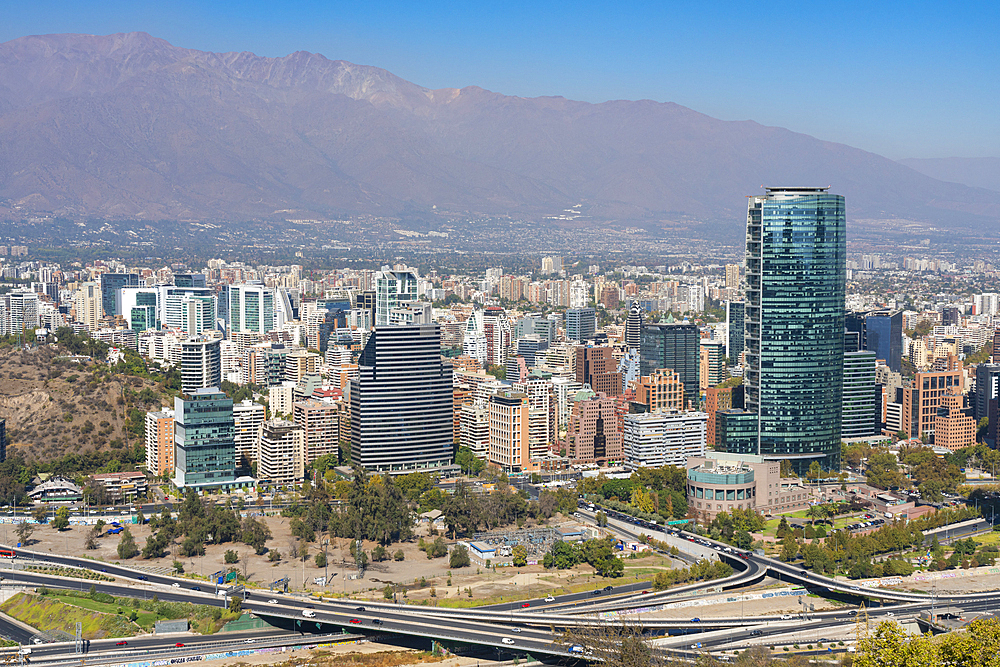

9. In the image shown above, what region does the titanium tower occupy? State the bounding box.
[745,187,846,473]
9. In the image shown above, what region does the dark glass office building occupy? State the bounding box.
[639,322,700,409]
[100,273,139,318]
[847,310,902,373]
[726,301,745,361]
[350,324,453,472]
[715,410,759,455]
[566,307,597,343]
[842,351,879,438]
[745,187,846,473]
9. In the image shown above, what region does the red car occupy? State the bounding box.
[521,603,530,608]
[175,643,185,648]
[116,641,128,646]
[349,618,361,624]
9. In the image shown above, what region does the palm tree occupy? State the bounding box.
[806,504,824,527]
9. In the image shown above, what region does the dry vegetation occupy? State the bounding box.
[0,345,166,462]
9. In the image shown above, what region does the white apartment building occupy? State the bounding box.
[269,381,296,418]
[233,400,266,469]
[73,282,101,330]
[460,403,490,458]
[256,420,305,484]
[623,410,708,471]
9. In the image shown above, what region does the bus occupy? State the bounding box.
[0,550,16,559]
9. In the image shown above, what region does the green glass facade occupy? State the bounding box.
[715,409,760,456]
[745,187,846,473]
[174,388,236,488]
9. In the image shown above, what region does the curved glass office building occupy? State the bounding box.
[744,187,846,473]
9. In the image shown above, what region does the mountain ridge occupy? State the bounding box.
[0,31,997,232]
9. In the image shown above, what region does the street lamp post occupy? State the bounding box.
[323,540,329,589]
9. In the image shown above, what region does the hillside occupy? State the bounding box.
[0,32,997,233]
[0,344,166,463]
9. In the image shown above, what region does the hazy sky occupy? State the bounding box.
[4,0,998,160]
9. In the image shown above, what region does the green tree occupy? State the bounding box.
[776,516,791,539]
[511,544,528,567]
[779,534,799,562]
[449,544,471,569]
[16,521,36,545]
[31,504,49,524]
[314,551,327,568]
[866,449,906,490]
[228,597,242,614]
[855,618,939,667]
[51,506,70,531]
[224,549,239,564]
[241,516,272,555]
[117,527,139,559]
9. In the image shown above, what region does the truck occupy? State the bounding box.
[302,609,316,618]
[568,644,585,654]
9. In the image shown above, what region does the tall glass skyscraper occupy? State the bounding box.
[745,187,846,473]
[350,324,453,472]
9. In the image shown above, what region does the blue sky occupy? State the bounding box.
[3,0,998,160]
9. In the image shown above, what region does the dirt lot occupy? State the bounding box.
[12,511,680,604]
[199,643,502,667]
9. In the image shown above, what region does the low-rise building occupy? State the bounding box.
[28,476,83,503]
[90,471,148,503]
[686,452,812,521]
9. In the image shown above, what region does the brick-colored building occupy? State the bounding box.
[901,361,964,440]
[144,409,175,477]
[635,369,685,413]
[488,390,530,472]
[292,398,340,464]
[566,389,622,464]
[575,346,622,397]
[934,393,976,451]
[705,385,734,448]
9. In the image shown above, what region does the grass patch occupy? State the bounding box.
[973,532,1000,547]
[31,588,240,634]
[1,593,135,639]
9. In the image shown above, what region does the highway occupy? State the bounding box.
[4,508,1000,663]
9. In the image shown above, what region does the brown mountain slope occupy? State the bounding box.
[0,346,162,463]
[0,32,997,230]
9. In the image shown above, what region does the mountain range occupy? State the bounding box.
[0,31,997,233]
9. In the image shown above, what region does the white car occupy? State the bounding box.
[244,639,254,644]
[302,609,316,618]
[780,614,794,620]
[511,627,521,633]
[267,599,278,604]
[171,583,180,588]
[501,637,514,645]
[544,596,556,602]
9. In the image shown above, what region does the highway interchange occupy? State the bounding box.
[0,506,996,665]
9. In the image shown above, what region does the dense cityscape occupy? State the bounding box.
[1,191,1000,664]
